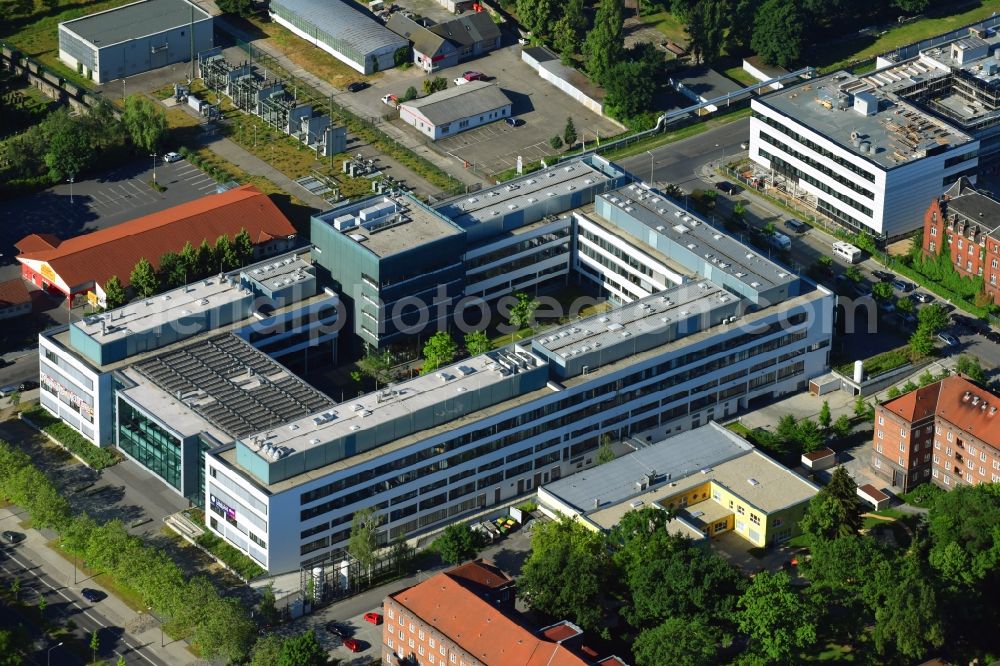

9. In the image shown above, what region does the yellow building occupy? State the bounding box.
[538,422,819,547]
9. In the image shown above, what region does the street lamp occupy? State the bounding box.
[68,175,75,204]
[47,642,63,666]
[148,606,164,647]
[646,150,655,186]
[62,544,77,584]
[150,153,157,183]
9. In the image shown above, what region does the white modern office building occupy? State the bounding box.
[38,250,340,504]
[203,160,833,573]
[750,72,979,240]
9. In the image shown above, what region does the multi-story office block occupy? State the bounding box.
[39,250,339,504]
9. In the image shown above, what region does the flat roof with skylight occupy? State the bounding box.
[434,158,620,230]
[313,193,463,258]
[127,333,335,438]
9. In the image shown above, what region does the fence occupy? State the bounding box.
[0,40,104,115]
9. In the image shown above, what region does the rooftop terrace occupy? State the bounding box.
[759,71,974,169]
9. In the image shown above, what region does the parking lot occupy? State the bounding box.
[0,157,219,282]
[356,45,624,176]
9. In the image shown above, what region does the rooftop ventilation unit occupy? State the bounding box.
[748,478,760,486]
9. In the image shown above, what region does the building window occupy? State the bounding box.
[878,416,884,425]
[900,428,906,437]
[929,241,936,252]
[876,443,883,453]
[933,453,940,463]
[933,468,939,478]
[429,638,435,649]
[994,258,999,269]
[944,474,951,485]
[737,505,745,515]
[899,442,905,451]
[924,453,930,462]
[958,239,964,249]
[874,458,881,468]
[948,432,953,442]
[388,637,394,649]
[419,631,425,641]
[750,513,761,525]
[878,430,884,439]
[946,447,953,456]
[931,226,937,236]
[981,451,987,462]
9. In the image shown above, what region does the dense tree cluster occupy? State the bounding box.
[520,474,1000,663]
[2,95,165,188]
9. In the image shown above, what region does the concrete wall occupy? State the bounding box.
[521,49,604,117]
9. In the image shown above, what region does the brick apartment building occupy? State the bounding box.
[922,177,1000,305]
[872,375,1000,492]
[382,560,628,666]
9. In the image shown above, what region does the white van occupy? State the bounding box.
[832,241,862,264]
[768,231,791,251]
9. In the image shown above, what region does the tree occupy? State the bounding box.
[422,77,447,94]
[552,0,587,61]
[872,281,893,302]
[582,0,623,85]
[217,0,253,16]
[854,395,867,417]
[258,584,278,628]
[893,0,928,13]
[886,385,902,399]
[549,135,563,150]
[896,296,914,314]
[0,630,21,666]
[917,303,949,333]
[422,331,458,374]
[348,507,381,582]
[519,517,611,632]
[908,326,934,361]
[44,110,91,180]
[751,0,803,68]
[196,239,214,277]
[955,354,986,384]
[918,369,935,387]
[463,330,493,356]
[596,434,615,465]
[402,86,418,102]
[818,401,831,430]
[10,579,19,601]
[277,630,329,666]
[800,467,864,542]
[516,0,557,36]
[130,258,158,298]
[506,291,540,337]
[845,266,862,283]
[117,656,127,666]
[796,418,824,453]
[122,96,166,153]
[603,58,657,121]
[234,228,254,266]
[633,617,719,666]
[927,484,1000,587]
[775,414,799,445]
[214,235,238,272]
[435,523,481,565]
[686,0,728,63]
[563,117,577,146]
[250,635,283,666]
[178,241,198,281]
[738,571,818,664]
[103,275,127,309]
[90,630,100,663]
[37,596,46,616]
[832,414,852,439]
[873,540,945,659]
[357,349,394,388]
[7,391,19,409]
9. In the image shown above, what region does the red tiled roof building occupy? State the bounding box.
[872,375,1000,492]
[382,560,628,666]
[15,186,297,307]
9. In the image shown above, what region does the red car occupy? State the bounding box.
[342,638,361,653]
[462,71,486,81]
[363,611,383,625]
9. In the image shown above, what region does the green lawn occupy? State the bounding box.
[815,0,1000,72]
[2,0,136,89]
[899,482,944,508]
[722,66,758,87]
[642,11,687,45]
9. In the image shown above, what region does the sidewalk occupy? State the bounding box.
[0,506,204,665]
[213,15,485,196]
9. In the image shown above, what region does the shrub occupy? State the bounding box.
[22,406,120,470]
[195,531,266,581]
[550,135,563,149]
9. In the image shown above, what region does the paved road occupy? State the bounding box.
[619,117,750,190]
[0,510,179,666]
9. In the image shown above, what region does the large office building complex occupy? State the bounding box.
[58,0,212,83]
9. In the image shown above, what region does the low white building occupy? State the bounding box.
[750,72,979,240]
[398,81,512,140]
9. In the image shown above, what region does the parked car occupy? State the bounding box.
[364,612,383,625]
[381,94,399,107]
[453,77,470,86]
[911,292,934,304]
[0,385,21,397]
[342,638,362,652]
[891,279,913,292]
[462,71,486,81]
[871,270,894,282]
[163,151,182,163]
[346,81,368,92]
[715,181,741,195]
[783,219,808,233]
[986,330,1000,343]
[325,622,345,638]
[81,588,105,602]
[1,531,24,544]
[504,117,524,127]
[938,332,959,347]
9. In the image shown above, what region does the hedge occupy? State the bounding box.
[22,406,120,470]
[195,530,266,581]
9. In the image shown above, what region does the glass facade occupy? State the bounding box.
[117,398,182,491]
